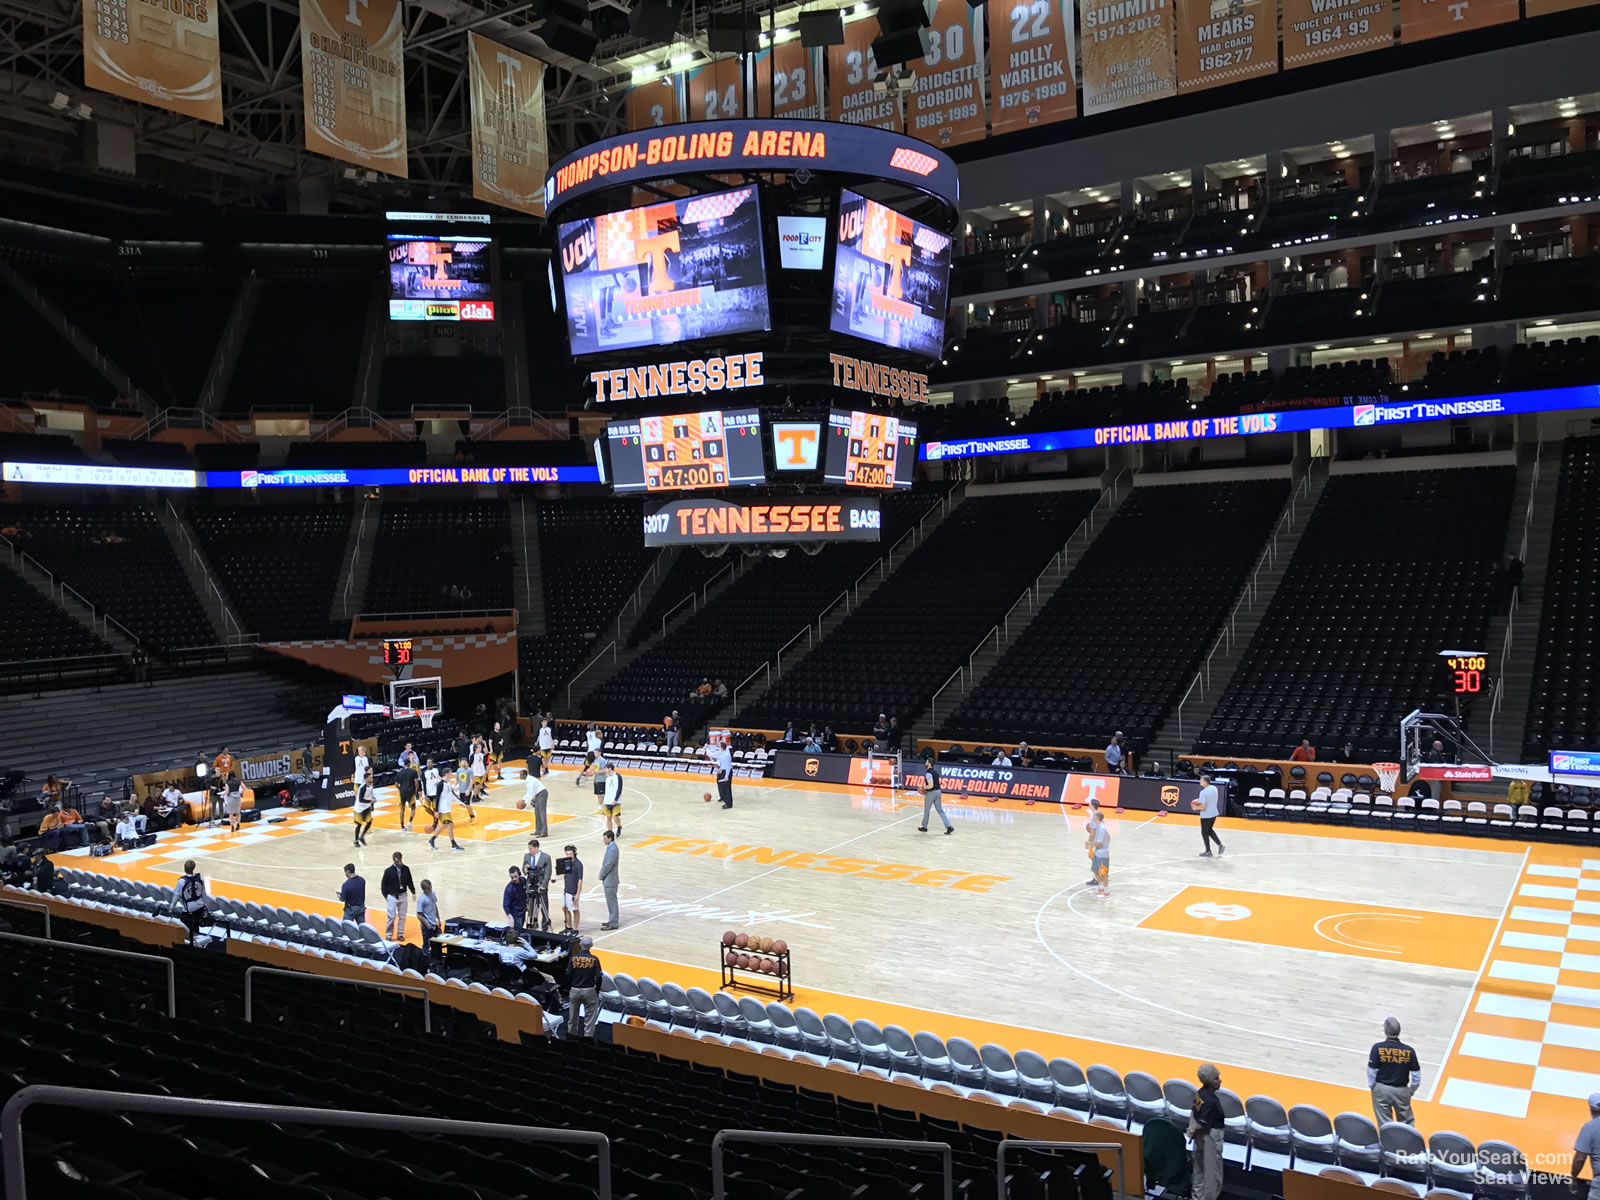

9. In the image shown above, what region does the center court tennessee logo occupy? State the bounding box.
[1160,785,1180,808]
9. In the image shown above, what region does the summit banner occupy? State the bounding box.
[920,384,1600,461]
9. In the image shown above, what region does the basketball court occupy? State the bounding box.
[57,753,1596,1166]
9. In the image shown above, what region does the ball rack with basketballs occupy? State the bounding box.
[719,929,794,1002]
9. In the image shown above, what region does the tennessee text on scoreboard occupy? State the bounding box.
[830,353,931,403]
[589,353,766,403]
[643,497,884,545]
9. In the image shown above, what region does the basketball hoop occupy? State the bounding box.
[392,707,439,730]
[1373,762,1402,795]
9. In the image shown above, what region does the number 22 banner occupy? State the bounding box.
[988,0,1078,135]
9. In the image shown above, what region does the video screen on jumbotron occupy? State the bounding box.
[559,187,771,356]
[823,409,918,489]
[605,407,766,493]
[387,229,495,322]
[830,190,950,360]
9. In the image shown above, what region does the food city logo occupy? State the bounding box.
[630,834,1011,891]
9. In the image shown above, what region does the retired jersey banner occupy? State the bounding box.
[1080,0,1178,114]
[988,0,1077,136]
[753,42,822,119]
[828,17,902,130]
[627,78,682,129]
[1400,0,1516,40]
[1176,0,1277,93]
[1280,0,1390,67]
[468,33,548,217]
[300,0,408,175]
[907,0,987,148]
[684,57,746,121]
[83,0,222,123]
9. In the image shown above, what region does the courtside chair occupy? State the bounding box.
[794,1007,830,1055]
[883,1025,921,1075]
[1428,1131,1479,1194]
[1014,1050,1055,1102]
[1289,1104,1338,1164]
[1124,1071,1166,1130]
[766,1002,803,1049]
[852,1018,892,1069]
[740,996,777,1043]
[685,985,716,1029]
[913,1031,954,1081]
[1320,1168,1367,1186]
[979,1044,1021,1096]
[1162,1077,1196,1124]
[599,972,625,1013]
[637,978,672,1025]
[1334,1113,1383,1174]
[1048,1059,1092,1113]
[1380,1122,1430,1182]
[1477,1140,1529,1198]
[614,973,644,1017]
[1246,1096,1294,1170]
[712,990,747,1038]
[1372,1182,1423,1197]
[661,982,696,1028]
[1086,1065,1130,1124]
[947,1037,988,1089]
[823,1012,860,1062]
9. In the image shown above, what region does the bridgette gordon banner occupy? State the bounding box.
[1079,0,1178,114]
[906,0,987,148]
[300,0,408,176]
[753,41,823,119]
[1176,0,1278,93]
[1280,0,1390,67]
[987,0,1078,135]
[468,33,548,217]
[83,0,222,123]
[828,16,902,131]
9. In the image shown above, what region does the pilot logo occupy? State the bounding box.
[1353,404,1377,426]
[1160,785,1180,808]
[804,757,821,778]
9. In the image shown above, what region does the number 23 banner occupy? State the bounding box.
[988,0,1078,135]
[907,0,987,147]
[753,41,821,120]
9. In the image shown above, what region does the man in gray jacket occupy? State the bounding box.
[522,838,553,932]
[599,830,621,930]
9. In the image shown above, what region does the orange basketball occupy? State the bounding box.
[516,798,527,810]
[738,953,753,970]
[1190,798,1204,813]
[764,959,779,975]
[724,951,737,966]
[758,936,773,952]
[722,931,737,946]
[704,792,713,802]
[735,933,749,949]
[772,940,788,954]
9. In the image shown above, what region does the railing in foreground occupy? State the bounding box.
[0,931,173,1017]
[0,895,51,938]
[1,1086,613,1200]
[244,965,432,1033]
[712,1130,952,1200]
[997,1140,1125,1200]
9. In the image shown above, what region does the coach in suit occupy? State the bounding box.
[599,831,621,930]
[522,839,553,932]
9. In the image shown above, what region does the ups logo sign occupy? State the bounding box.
[1160,785,1181,808]
[804,758,821,778]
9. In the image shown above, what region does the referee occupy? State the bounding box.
[916,748,953,834]
[1368,1017,1421,1126]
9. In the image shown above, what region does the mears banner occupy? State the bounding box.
[907,0,988,148]
[1079,0,1178,114]
[300,0,408,176]
[988,0,1077,135]
[469,33,548,217]
[753,42,822,120]
[83,0,222,123]
[1175,0,1277,93]
[828,17,902,131]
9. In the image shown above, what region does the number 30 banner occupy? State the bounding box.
[907,0,987,147]
[988,0,1078,135]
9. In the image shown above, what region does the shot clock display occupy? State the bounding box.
[605,407,765,493]
[382,638,415,669]
[1439,650,1488,696]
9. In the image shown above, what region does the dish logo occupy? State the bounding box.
[460,301,495,321]
[1353,405,1377,426]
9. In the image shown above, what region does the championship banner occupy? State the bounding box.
[83,0,222,123]
[1079,0,1178,114]
[753,42,823,119]
[988,0,1078,136]
[1280,0,1390,68]
[1176,0,1277,94]
[828,17,902,131]
[300,0,408,176]
[628,77,682,129]
[907,0,987,148]
[684,57,746,121]
[468,33,548,217]
[1399,0,1516,41]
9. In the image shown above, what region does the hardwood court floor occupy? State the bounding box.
[69,763,1591,1165]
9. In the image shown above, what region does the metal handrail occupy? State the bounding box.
[732,661,769,711]
[0,651,127,670]
[0,895,50,938]
[928,665,965,727]
[0,930,173,1016]
[815,588,849,637]
[996,1140,1124,1200]
[519,495,533,619]
[342,497,370,617]
[661,591,697,637]
[567,638,619,709]
[244,965,431,1033]
[852,556,885,603]
[713,1131,951,1200]
[2,1086,613,1200]
[353,606,516,623]
[702,560,735,602]
[775,625,812,677]
[969,624,1001,678]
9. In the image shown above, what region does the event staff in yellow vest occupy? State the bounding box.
[1368,1017,1422,1126]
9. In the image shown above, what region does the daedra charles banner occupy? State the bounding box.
[684,58,746,122]
[1079,0,1177,115]
[987,0,1078,136]
[642,498,883,546]
[1175,0,1277,94]
[468,33,548,218]
[753,43,823,120]
[906,0,988,149]
[83,0,222,123]
[1399,0,1516,41]
[300,0,408,175]
[628,78,682,129]
[1280,0,1390,68]
[828,17,902,131]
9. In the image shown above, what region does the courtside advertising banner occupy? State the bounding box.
[684,57,746,122]
[828,16,902,131]
[468,33,549,217]
[1176,0,1278,93]
[988,0,1078,135]
[752,42,823,119]
[907,0,988,149]
[1079,0,1178,114]
[300,0,408,176]
[83,0,222,122]
[1279,0,1390,67]
[1399,0,1516,41]
[627,77,682,129]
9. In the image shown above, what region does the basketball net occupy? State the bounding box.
[1373,762,1402,795]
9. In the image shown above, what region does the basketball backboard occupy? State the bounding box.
[386,676,443,726]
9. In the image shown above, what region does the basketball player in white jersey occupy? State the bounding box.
[469,737,489,800]
[537,719,555,770]
[353,747,370,792]
[423,758,441,833]
[352,779,375,847]
[429,775,465,852]
[599,763,624,839]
